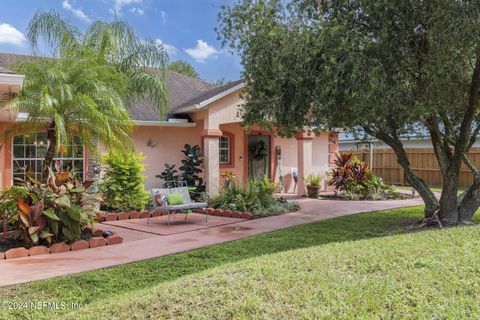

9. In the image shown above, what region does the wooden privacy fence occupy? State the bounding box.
[349,148,480,188]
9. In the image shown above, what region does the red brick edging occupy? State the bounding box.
[97,209,254,222]
[1,227,124,260]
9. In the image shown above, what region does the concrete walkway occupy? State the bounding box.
[0,197,423,286]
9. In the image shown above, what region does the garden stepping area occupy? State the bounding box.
[101,213,245,236]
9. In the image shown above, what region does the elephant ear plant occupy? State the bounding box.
[0,161,99,246]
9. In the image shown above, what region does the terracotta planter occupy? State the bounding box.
[306,185,321,198]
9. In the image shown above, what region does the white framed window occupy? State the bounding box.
[219,136,230,164]
[12,133,84,182]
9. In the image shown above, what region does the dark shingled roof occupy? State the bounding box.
[174,79,244,111]
[0,66,14,74]
[0,53,243,121]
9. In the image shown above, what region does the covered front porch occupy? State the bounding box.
[188,91,338,197]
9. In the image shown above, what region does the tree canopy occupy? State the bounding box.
[168,60,199,79]
[218,0,480,225]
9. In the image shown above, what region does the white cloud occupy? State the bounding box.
[0,23,26,46]
[155,39,177,56]
[129,7,144,15]
[62,0,92,23]
[185,40,219,62]
[112,0,143,15]
[159,10,166,24]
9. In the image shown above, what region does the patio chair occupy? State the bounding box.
[149,183,208,226]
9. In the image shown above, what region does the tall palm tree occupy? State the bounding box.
[6,48,133,177]
[4,10,169,180]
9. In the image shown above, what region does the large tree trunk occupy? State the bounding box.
[43,123,56,181]
[370,128,439,218]
[438,172,460,226]
[395,148,439,218]
[458,181,480,224]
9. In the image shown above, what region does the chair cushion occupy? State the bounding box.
[166,192,184,205]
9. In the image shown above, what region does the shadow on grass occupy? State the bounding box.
[2,206,432,319]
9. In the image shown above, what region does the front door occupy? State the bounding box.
[248,135,271,180]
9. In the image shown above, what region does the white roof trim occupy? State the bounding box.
[134,120,196,127]
[174,82,245,114]
[0,73,25,89]
[17,113,196,127]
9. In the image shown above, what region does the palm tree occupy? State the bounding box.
[6,48,133,178]
[4,10,169,180]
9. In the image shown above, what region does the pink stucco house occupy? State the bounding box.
[0,53,339,196]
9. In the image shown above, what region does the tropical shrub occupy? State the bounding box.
[329,152,400,200]
[209,177,297,217]
[305,173,323,186]
[221,170,236,187]
[179,144,206,200]
[156,164,180,187]
[100,151,149,211]
[0,163,97,246]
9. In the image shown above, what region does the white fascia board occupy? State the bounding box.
[0,73,25,88]
[173,82,245,114]
[134,120,197,127]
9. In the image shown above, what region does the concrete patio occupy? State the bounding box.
[0,197,423,286]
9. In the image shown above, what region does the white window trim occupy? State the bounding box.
[219,136,230,164]
[11,134,85,182]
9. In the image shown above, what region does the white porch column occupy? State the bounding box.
[202,129,223,196]
[296,132,314,196]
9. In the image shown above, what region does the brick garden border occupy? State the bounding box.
[96,209,253,222]
[1,227,123,260]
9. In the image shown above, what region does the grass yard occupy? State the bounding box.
[394,185,445,193]
[1,206,479,319]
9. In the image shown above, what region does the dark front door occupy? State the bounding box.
[248,135,271,180]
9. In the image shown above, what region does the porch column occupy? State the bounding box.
[296,132,314,196]
[202,129,222,196]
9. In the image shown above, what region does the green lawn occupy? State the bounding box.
[1,206,479,319]
[394,185,444,193]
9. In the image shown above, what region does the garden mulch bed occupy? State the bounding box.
[0,237,24,252]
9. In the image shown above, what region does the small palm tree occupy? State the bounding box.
[3,10,169,180]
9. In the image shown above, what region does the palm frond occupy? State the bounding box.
[27,10,80,55]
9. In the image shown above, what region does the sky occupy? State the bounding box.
[0,0,242,83]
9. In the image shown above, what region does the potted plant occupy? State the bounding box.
[305,173,323,198]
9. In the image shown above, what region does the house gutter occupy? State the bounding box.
[173,82,245,114]
[0,73,25,90]
[134,120,196,127]
[16,113,196,127]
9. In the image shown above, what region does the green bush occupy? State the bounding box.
[209,177,299,217]
[100,151,149,211]
[0,168,96,246]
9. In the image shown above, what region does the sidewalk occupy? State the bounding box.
[0,197,423,286]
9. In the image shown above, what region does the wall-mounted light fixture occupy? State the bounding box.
[146,138,159,148]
